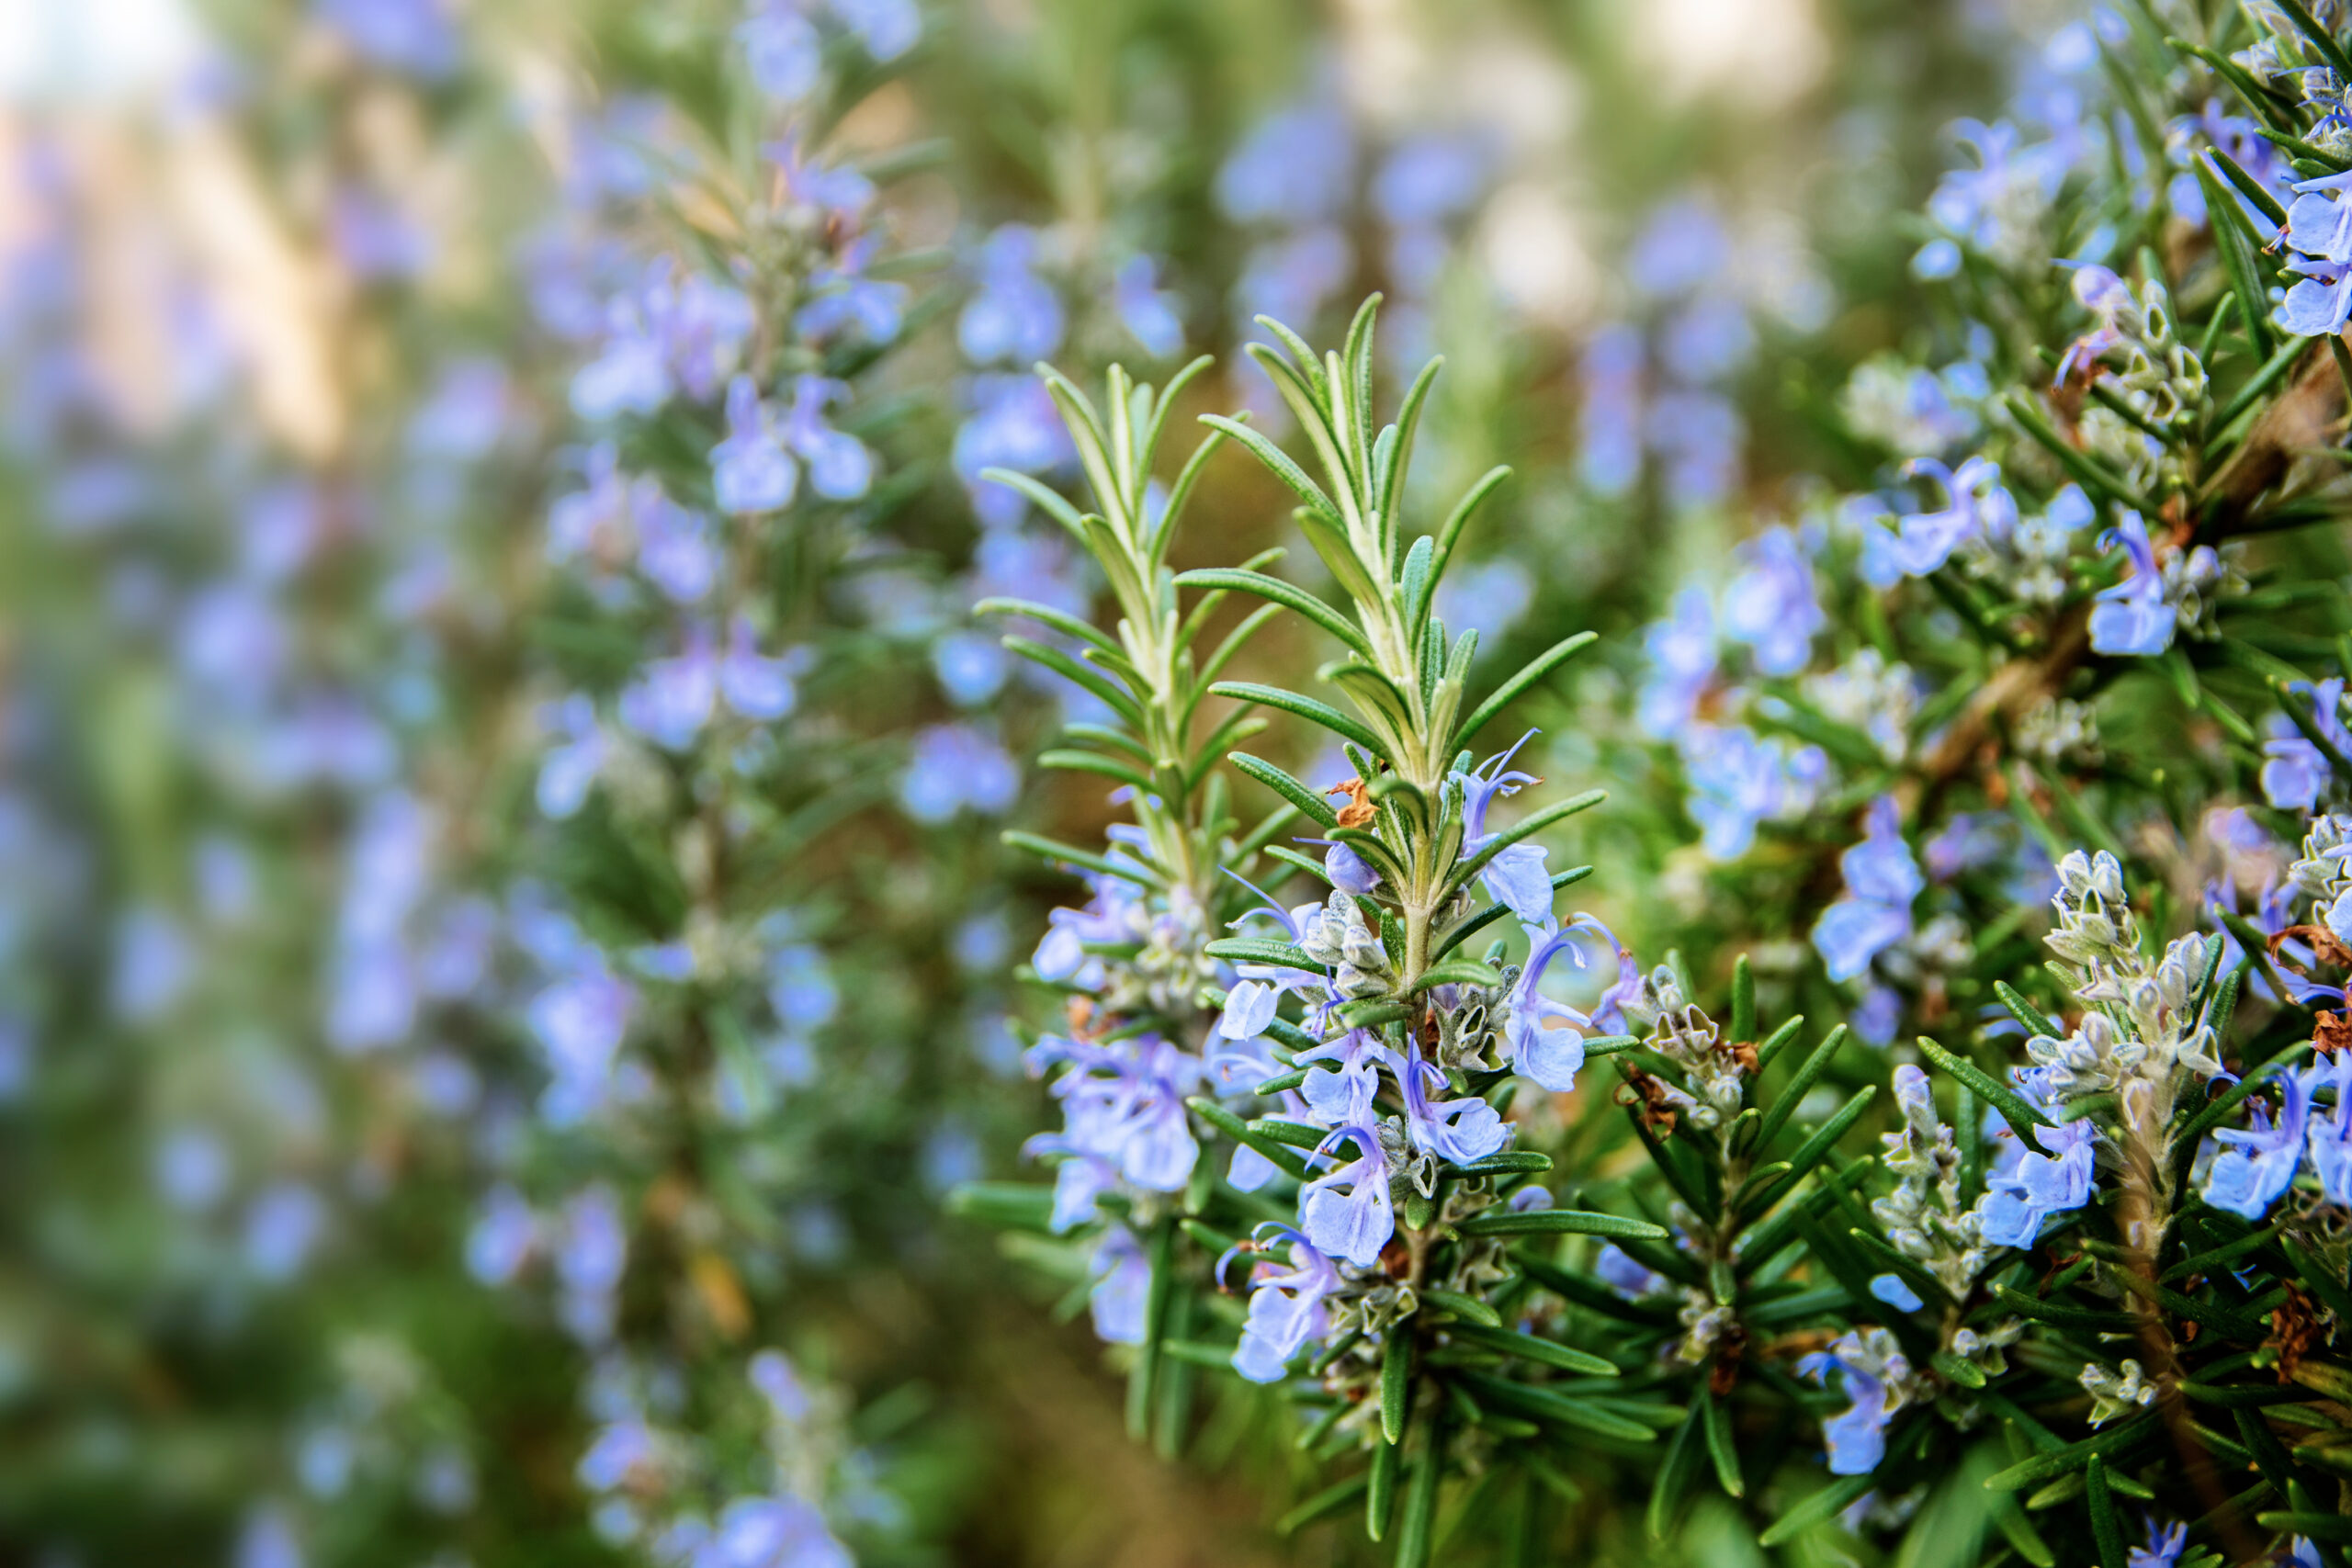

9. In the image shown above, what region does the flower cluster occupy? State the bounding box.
[1576,197,1826,509]
[0,6,574,1558]
[480,7,963,1561]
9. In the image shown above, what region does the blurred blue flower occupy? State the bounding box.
[234,1504,305,1568]
[529,952,636,1122]
[956,376,1075,526]
[467,1184,537,1286]
[1234,226,1353,337]
[297,1426,355,1497]
[1088,1224,1151,1344]
[922,1123,983,1194]
[1719,526,1822,677]
[244,1182,329,1281]
[1217,102,1355,225]
[712,375,799,514]
[2304,1052,2352,1209]
[154,1125,232,1213]
[767,134,876,219]
[1113,255,1184,358]
[1926,119,2068,257]
[932,630,1010,706]
[1852,984,1903,1047]
[1384,226,1450,298]
[1680,726,1827,861]
[1638,585,1716,740]
[47,458,149,535]
[951,913,1011,975]
[782,376,873,500]
[557,1185,628,1341]
[958,226,1065,366]
[406,359,511,463]
[111,905,192,1024]
[1861,456,2014,586]
[721,619,812,722]
[578,1419,652,1492]
[2262,679,2346,809]
[899,724,1019,822]
[738,3,821,99]
[537,695,606,819]
[314,0,459,79]
[571,307,673,422]
[419,897,496,1000]
[1595,1244,1667,1300]
[1659,296,1754,385]
[2126,1518,2187,1568]
[326,790,433,1054]
[2168,102,2291,228]
[637,492,717,603]
[704,1494,851,1568]
[752,1348,812,1421]
[1813,796,1921,983]
[831,0,920,61]
[766,942,839,1029]
[416,1447,477,1515]
[1431,558,1532,643]
[1630,198,1729,299]
[796,236,907,344]
[620,627,720,749]
[331,186,432,281]
[659,266,758,403]
[548,444,631,566]
[1576,323,1645,497]
[1868,1273,1923,1313]
[1372,134,1486,228]
[1911,237,1962,280]
[565,98,668,207]
[1645,389,1742,509]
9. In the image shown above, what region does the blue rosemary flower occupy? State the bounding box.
[1398,1044,1510,1164]
[1637,585,1717,740]
[2087,512,2197,657]
[2263,678,2347,809]
[1977,1110,2094,1247]
[1025,1032,1205,1196]
[958,226,1066,367]
[1228,1229,1342,1383]
[2203,1068,2311,1219]
[1813,796,1922,984]
[1679,724,1828,861]
[711,376,799,514]
[1718,526,1823,676]
[2302,1051,2352,1207]
[1300,1122,1395,1269]
[1798,1329,1912,1475]
[1455,732,1555,927]
[1861,456,2015,585]
[1088,1224,1151,1344]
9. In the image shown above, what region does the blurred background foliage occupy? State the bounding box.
[0,0,2162,1564]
